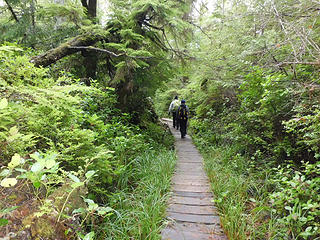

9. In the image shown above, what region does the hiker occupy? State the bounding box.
[168,96,180,129]
[177,99,189,138]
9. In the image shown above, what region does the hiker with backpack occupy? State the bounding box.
[168,96,180,129]
[177,99,189,138]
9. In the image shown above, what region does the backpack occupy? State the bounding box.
[178,105,188,120]
[172,100,180,111]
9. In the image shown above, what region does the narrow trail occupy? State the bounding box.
[161,119,228,240]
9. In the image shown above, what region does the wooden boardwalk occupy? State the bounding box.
[161,119,228,240]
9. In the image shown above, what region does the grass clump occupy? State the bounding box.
[197,144,276,240]
[99,150,176,240]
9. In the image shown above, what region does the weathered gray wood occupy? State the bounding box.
[168,204,218,215]
[161,119,228,240]
[172,179,209,185]
[173,191,213,198]
[162,229,211,240]
[168,212,221,224]
[170,196,213,206]
[172,184,210,192]
[162,222,227,237]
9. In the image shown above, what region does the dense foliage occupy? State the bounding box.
[0,43,175,239]
[1,0,320,239]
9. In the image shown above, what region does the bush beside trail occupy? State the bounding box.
[0,47,174,239]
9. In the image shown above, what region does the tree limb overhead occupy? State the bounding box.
[31,33,104,67]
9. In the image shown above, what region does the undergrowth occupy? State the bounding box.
[99,150,176,240]
[190,116,320,240]
[0,44,175,239]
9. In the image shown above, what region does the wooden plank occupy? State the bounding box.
[168,203,218,215]
[173,191,213,198]
[171,179,209,186]
[162,229,211,240]
[172,184,210,192]
[171,196,213,206]
[167,212,221,224]
[163,222,226,235]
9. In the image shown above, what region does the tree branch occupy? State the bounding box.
[4,0,19,23]
[188,21,212,41]
[142,20,164,31]
[70,46,125,57]
[31,33,104,67]
[279,61,320,66]
[68,46,153,59]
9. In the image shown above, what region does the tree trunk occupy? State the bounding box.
[81,50,97,86]
[79,0,98,85]
[88,0,97,19]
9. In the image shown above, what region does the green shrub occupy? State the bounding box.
[269,161,320,239]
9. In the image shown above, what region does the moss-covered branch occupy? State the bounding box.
[31,33,104,67]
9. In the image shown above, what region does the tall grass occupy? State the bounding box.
[196,144,280,240]
[99,150,176,240]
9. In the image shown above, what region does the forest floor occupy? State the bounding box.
[161,119,228,240]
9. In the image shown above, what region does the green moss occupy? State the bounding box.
[8,193,17,200]
[30,217,56,239]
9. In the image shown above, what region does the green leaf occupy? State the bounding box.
[0,169,10,177]
[83,232,95,240]
[85,170,96,179]
[31,162,44,172]
[45,159,56,169]
[0,98,8,110]
[71,182,84,189]
[0,218,8,227]
[8,153,21,169]
[305,226,312,232]
[30,152,42,162]
[284,206,292,211]
[0,178,17,187]
[0,206,18,214]
[88,203,98,211]
[33,181,41,189]
[0,46,23,53]
[72,208,86,214]
[68,173,80,183]
[97,207,113,215]
[251,205,270,213]
[84,198,94,204]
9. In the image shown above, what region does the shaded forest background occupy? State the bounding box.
[0,0,319,239]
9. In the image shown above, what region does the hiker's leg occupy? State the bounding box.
[180,120,186,138]
[185,120,188,135]
[172,113,176,127]
[183,121,187,136]
[176,114,180,130]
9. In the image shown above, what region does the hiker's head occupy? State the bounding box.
[174,96,178,100]
[181,100,186,105]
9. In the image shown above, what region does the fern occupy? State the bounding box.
[39,1,86,26]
